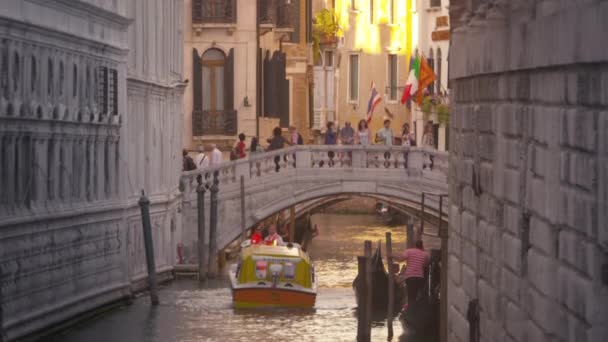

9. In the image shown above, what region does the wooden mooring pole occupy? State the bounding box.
[439,195,448,342]
[386,232,395,339]
[138,190,159,305]
[197,181,207,281]
[364,240,373,340]
[240,175,246,243]
[356,256,368,342]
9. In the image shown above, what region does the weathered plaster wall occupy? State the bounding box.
[448,1,608,341]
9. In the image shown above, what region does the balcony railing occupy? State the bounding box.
[192,0,236,24]
[193,109,237,136]
[257,0,292,28]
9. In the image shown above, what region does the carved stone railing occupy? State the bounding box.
[180,145,449,197]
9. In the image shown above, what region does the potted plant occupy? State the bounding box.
[312,9,340,64]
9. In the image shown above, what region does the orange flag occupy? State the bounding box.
[415,57,437,105]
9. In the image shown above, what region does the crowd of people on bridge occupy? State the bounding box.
[183,120,437,172]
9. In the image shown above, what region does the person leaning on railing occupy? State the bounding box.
[267,127,293,172]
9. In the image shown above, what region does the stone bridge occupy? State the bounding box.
[179,145,449,262]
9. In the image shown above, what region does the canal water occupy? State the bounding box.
[48,214,439,342]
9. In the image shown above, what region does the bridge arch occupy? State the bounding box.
[180,145,449,255]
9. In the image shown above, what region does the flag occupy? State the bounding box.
[366,81,382,123]
[415,57,437,105]
[401,55,420,105]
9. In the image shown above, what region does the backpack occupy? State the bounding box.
[297,133,304,145]
[230,147,238,161]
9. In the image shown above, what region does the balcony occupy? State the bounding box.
[192,0,236,24]
[193,109,237,136]
[258,0,294,38]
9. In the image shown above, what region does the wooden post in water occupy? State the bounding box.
[208,171,219,278]
[240,175,246,243]
[289,205,296,243]
[439,195,448,342]
[138,190,159,305]
[364,240,373,341]
[197,181,207,281]
[356,256,369,342]
[386,232,395,339]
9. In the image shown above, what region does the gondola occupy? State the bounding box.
[399,249,442,334]
[352,244,403,313]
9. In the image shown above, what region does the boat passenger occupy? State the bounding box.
[279,223,290,242]
[264,224,285,246]
[251,224,264,245]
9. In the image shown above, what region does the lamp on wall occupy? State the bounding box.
[243,96,251,107]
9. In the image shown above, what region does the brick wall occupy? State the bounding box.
[448,2,608,342]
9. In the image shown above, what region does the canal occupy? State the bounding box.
[48,213,439,342]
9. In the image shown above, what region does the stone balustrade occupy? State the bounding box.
[178,145,449,263]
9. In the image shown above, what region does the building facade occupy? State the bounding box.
[413,0,450,150]
[312,0,413,139]
[0,0,185,339]
[311,0,449,150]
[448,1,608,342]
[183,0,312,150]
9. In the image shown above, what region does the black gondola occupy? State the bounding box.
[399,248,442,335]
[352,244,404,313]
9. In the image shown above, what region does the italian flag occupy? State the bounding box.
[400,55,420,105]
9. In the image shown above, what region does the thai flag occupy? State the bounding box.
[366,81,382,123]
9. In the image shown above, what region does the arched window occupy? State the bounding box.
[427,48,434,95]
[73,64,78,98]
[59,61,64,96]
[47,58,53,97]
[436,48,442,95]
[31,56,37,93]
[13,52,19,92]
[202,48,226,112]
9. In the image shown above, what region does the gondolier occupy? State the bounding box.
[392,240,429,306]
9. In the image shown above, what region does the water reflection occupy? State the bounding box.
[49,214,438,342]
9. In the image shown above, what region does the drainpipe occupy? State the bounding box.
[255,0,261,137]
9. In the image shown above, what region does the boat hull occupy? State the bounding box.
[232,287,316,309]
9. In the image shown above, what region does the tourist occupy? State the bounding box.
[401,123,414,169]
[422,122,435,169]
[356,119,370,146]
[194,145,209,170]
[339,121,355,145]
[289,126,304,145]
[375,118,394,146]
[209,144,223,167]
[182,149,196,171]
[392,240,430,306]
[401,123,415,147]
[325,121,337,145]
[250,224,264,245]
[264,224,284,246]
[249,137,264,154]
[267,127,292,151]
[235,133,247,159]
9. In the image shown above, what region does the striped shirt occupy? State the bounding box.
[402,248,430,279]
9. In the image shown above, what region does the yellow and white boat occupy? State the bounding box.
[229,240,317,309]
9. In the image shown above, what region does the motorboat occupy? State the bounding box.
[229,240,317,309]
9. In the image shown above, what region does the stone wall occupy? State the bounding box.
[0,0,184,339]
[448,1,608,342]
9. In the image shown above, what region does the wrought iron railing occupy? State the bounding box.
[192,109,237,136]
[192,0,236,24]
[276,1,291,28]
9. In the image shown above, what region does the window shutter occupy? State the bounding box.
[224,48,234,111]
[192,48,203,136]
